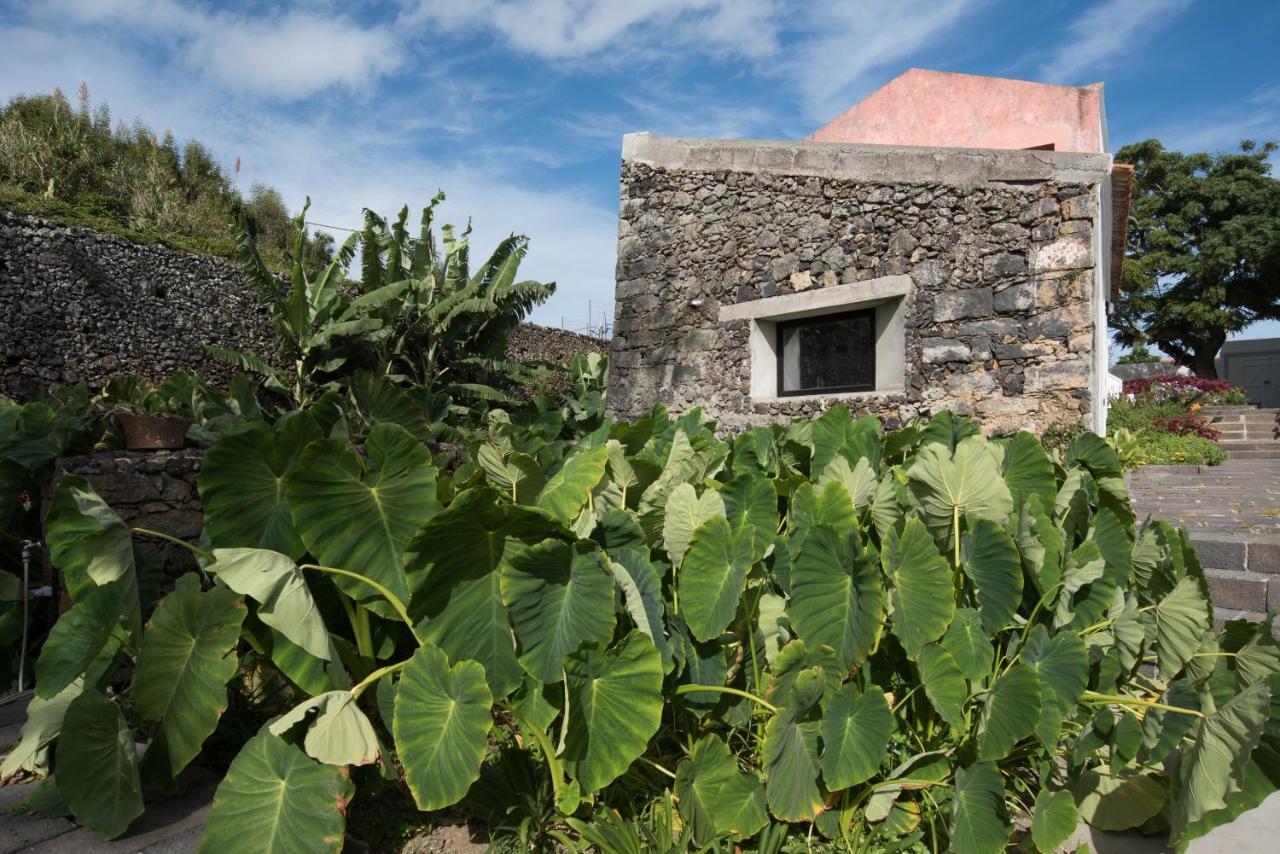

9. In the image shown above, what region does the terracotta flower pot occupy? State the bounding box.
[115,413,192,450]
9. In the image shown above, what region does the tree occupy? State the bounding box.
[1113,139,1280,377]
[1114,344,1161,365]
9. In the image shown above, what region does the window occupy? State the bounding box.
[718,274,910,401]
[776,309,876,396]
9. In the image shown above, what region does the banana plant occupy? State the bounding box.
[354,195,555,406]
[213,199,405,408]
[8,406,1280,853]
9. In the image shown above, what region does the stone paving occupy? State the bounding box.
[1129,459,1280,632]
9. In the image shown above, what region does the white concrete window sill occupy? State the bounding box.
[753,387,906,405]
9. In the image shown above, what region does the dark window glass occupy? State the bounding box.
[777,309,875,395]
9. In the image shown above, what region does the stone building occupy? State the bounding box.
[608,70,1131,435]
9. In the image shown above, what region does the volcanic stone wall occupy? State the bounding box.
[609,135,1111,435]
[0,210,276,398]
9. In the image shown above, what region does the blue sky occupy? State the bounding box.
[1,0,1278,339]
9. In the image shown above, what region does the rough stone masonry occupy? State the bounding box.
[608,134,1114,435]
[0,210,277,398]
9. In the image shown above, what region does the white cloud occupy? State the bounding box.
[1037,0,1194,83]
[0,18,618,326]
[776,0,983,122]
[35,0,402,99]
[401,0,779,60]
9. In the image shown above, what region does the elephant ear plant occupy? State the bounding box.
[6,406,1280,852]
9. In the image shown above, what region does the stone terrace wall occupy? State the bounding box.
[1,210,276,398]
[609,135,1110,435]
[49,449,205,578]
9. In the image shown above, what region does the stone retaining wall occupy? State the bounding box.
[609,135,1111,435]
[1,210,276,398]
[49,449,205,578]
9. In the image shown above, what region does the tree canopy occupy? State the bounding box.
[1113,138,1280,377]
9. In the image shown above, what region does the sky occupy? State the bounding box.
[1,0,1278,340]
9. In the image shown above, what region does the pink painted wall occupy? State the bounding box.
[810,69,1105,154]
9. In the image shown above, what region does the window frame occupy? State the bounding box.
[774,307,877,397]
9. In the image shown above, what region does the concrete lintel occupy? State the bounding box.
[622,132,1113,188]
[718,275,913,323]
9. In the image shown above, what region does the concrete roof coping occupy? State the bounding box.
[622,132,1113,188]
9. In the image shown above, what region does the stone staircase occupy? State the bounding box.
[1202,405,1280,460]
[1128,459,1280,637]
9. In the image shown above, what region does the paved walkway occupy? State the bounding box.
[1129,459,1280,632]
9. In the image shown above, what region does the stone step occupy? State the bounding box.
[1215,608,1280,640]
[1205,567,1274,613]
[1202,405,1280,414]
[1226,449,1280,459]
[1219,440,1280,450]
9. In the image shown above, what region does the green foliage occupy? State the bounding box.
[0,88,324,269]
[1114,138,1280,377]
[13,404,1280,852]
[1115,344,1162,364]
[1106,397,1227,467]
[218,195,555,412]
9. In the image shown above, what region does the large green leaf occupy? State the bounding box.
[33,580,123,699]
[563,631,664,793]
[662,483,725,567]
[951,762,1011,854]
[678,515,756,642]
[1172,679,1271,840]
[1152,576,1212,680]
[906,436,1012,548]
[207,548,330,661]
[816,455,878,511]
[394,644,493,810]
[202,730,354,853]
[976,663,1040,761]
[637,429,702,540]
[790,524,884,670]
[134,575,246,776]
[882,517,955,658]
[501,539,616,682]
[44,476,140,636]
[1073,767,1167,831]
[722,472,779,559]
[810,407,882,474]
[763,668,825,822]
[675,735,768,843]
[0,678,84,779]
[940,609,993,680]
[406,488,551,697]
[288,422,439,614]
[269,691,381,767]
[1021,624,1088,747]
[1000,431,1056,513]
[56,690,143,839]
[1030,788,1077,853]
[536,443,608,525]
[608,549,673,671]
[198,414,320,558]
[962,519,1022,634]
[789,480,857,531]
[819,682,893,789]
[918,643,967,730]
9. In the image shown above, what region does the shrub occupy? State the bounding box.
[1136,431,1228,466]
[1153,413,1221,440]
[1039,417,1086,458]
[6,406,1277,852]
[1123,374,1249,406]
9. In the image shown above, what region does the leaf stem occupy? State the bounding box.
[637,756,677,780]
[1081,690,1204,718]
[300,563,422,645]
[131,527,213,561]
[350,659,408,699]
[675,684,777,713]
[506,705,567,805]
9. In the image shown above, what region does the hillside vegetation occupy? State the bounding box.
[0,84,330,267]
